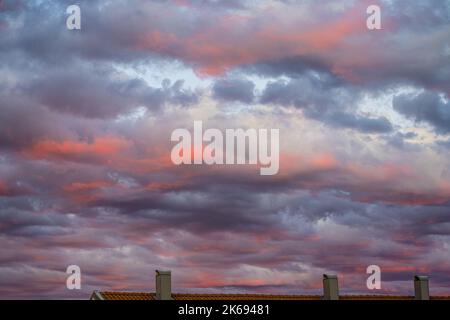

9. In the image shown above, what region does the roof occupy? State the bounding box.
[90,291,450,300]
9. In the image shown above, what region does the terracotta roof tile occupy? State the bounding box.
[98,292,156,300]
[172,294,321,300]
[430,296,450,300]
[94,291,450,300]
[339,295,414,300]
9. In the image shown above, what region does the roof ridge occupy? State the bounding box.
[95,291,450,300]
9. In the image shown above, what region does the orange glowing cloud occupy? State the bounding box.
[63,181,113,193]
[146,181,185,191]
[278,152,338,175]
[24,137,132,162]
[62,180,117,204]
[310,154,338,170]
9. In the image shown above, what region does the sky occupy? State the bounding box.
[0,0,450,299]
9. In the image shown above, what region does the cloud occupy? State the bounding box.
[260,76,393,133]
[1,0,450,299]
[213,78,255,104]
[322,112,393,133]
[393,91,450,134]
[385,131,419,150]
[1,0,448,95]
[0,0,366,75]
[0,0,24,13]
[0,97,69,151]
[437,139,450,149]
[27,67,198,118]
[2,187,450,297]
[24,137,132,163]
[0,181,8,196]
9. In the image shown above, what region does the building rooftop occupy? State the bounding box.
[90,270,450,301]
[91,291,450,301]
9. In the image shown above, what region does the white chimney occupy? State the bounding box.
[155,270,173,300]
[323,274,339,300]
[414,275,429,300]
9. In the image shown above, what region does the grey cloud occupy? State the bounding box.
[1,0,450,299]
[0,96,68,150]
[163,79,199,106]
[318,112,393,133]
[260,77,393,133]
[260,75,347,111]
[25,67,199,118]
[213,78,255,104]
[382,0,450,29]
[0,0,24,13]
[151,0,249,10]
[0,203,72,237]
[393,91,450,134]
[436,139,450,149]
[385,131,419,150]
[241,1,450,95]
[244,55,337,81]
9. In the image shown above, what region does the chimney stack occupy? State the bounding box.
[155,270,173,300]
[414,275,429,300]
[323,274,339,300]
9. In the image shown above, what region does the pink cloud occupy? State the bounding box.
[136,2,374,76]
[0,181,8,196]
[24,137,132,162]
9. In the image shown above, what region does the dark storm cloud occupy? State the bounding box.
[0,0,159,65]
[260,77,393,133]
[260,76,344,112]
[151,0,248,10]
[243,55,338,80]
[0,96,68,150]
[90,186,276,234]
[0,0,201,65]
[393,91,450,134]
[383,0,450,29]
[27,66,198,118]
[28,67,140,118]
[2,172,450,297]
[0,0,23,13]
[0,207,72,237]
[437,139,450,149]
[320,112,393,133]
[4,170,449,261]
[213,78,255,104]
[80,168,450,238]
